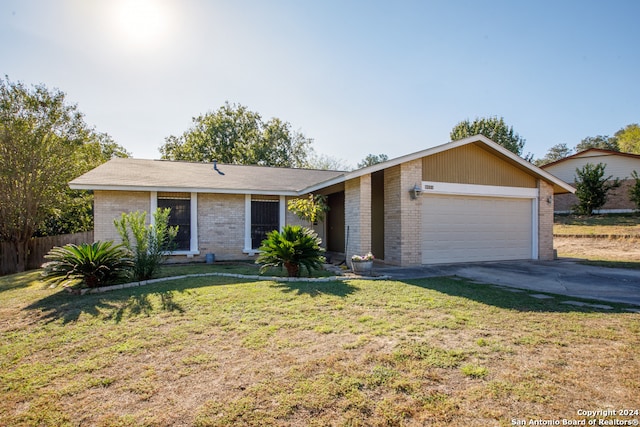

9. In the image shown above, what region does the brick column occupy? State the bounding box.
[538,180,555,260]
[345,175,372,265]
[384,159,422,266]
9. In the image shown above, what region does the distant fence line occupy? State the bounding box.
[0,231,94,276]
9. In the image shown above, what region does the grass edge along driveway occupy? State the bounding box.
[1,271,639,426]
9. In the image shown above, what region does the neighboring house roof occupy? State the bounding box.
[541,148,640,169]
[541,148,640,183]
[70,135,575,195]
[69,158,345,195]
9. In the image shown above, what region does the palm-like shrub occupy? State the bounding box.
[114,208,178,281]
[42,241,133,288]
[256,225,326,277]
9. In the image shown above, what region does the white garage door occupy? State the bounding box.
[422,195,533,264]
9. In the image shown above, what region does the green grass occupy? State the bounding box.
[1,270,639,426]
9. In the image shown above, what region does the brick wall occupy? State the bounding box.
[538,180,554,260]
[197,193,247,261]
[94,190,150,243]
[383,160,422,266]
[554,178,636,213]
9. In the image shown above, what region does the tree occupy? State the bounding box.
[575,135,619,152]
[573,163,620,215]
[305,149,351,171]
[534,143,573,166]
[615,123,640,154]
[159,102,313,168]
[0,77,118,272]
[450,116,527,157]
[357,153,389,169]
[629,170,640,212]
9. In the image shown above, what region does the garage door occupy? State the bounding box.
[422,195,533,264]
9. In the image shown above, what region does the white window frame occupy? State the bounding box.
[150,191,199,256]
[243,194,286,255]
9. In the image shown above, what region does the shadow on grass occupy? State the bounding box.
[404,277,635,313]
[271,280,358,297]
[578,259,640,270]
[0,270,43,293]
[24,275,247,324]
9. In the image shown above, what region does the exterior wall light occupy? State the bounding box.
[409,183,422,200]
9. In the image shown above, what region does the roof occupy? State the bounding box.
[541,148,640,169]
[70,135,575,195]
[303,135,575,194]
[69,158,345,195]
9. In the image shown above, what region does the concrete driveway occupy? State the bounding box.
[375,259,640,307]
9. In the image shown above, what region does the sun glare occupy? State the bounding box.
[114,0,168,47]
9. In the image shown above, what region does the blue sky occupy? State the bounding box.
[2,0,639,167]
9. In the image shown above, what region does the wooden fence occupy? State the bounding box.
[0,231,94,276]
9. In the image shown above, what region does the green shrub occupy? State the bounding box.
[255,225,325,277]
[41,241,133,288]
[573,162,620,215]
[629,170,640,212]
[114,208,178,281]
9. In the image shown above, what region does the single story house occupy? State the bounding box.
[541,148,640,213]
[70,135,574,266]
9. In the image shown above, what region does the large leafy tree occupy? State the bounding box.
[575,135,619,152]
[450,116,527,158]
[357,153,389,169]
[0,77,125,271]
[160,102,313,168]
[534,143,573,166]
[615,123,640,154]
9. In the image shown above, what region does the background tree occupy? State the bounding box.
[575,135,619,152]
[357,153,389,169]
[615,123,640,154]
[36,132,130,237]
[305,149,351,171]
[629,170,640,211]
[573,163,620,215]
[450,116,527,158]
[160,102,312,168]
[0,77,124,272]
[534,143,573,166]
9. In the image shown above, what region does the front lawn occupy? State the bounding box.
[1,271,639,426]
[554,213,640,236]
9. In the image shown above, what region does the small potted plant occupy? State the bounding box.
[351,252,374,275]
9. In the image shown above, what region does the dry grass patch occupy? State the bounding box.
[1,271,639,426]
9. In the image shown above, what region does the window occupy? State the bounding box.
[158,193,191,251]
[251,199,279,249]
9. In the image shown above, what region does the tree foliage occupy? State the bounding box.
[534,143,573,166]
[160,102,312,168]
[0,77,123,271]
[114,208,178,281]
[287,194,329,225]
[573,163,620,215]
[629,170,640,212]
[357,153,389,169]
[450,116,527,157]
[615,123,640,154]
[575,135,619,152]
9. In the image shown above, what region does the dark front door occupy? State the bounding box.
[327,192,345,253]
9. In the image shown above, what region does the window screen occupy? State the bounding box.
[251,200,279,249]
[158,195,191,251]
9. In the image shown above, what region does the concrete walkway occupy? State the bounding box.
[375,259,640,307]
